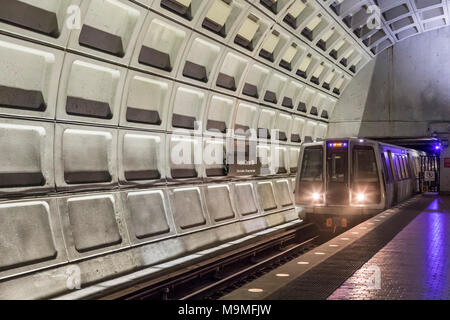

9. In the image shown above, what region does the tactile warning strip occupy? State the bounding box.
[222,195,434,300]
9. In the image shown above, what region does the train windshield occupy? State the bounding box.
[328,153,346,182]
[353,147,379,183]
[300,147,323,182]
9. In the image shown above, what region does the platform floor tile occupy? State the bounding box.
[329,195,450,300]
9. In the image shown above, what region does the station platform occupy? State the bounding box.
[222,194,450,300]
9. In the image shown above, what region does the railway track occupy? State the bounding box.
[99,222,322,300]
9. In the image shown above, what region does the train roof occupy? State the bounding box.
[303,138,426,155]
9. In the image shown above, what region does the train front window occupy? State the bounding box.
[300,147,323,182]
[328,153,346,182]
[353,147,379,183]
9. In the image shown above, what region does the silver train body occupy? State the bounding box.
[294,138,425,230]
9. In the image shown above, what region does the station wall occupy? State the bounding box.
[329,26,450,139]
[1,0,367,298]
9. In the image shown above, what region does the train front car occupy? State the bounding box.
[294,138,386,232]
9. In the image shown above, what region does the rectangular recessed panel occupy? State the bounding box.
[421,7,444,20]
[202,18,226,37]
[423,18,446,30]
[62,129,113,185]
[383,4,409,21]
[0,123,46,188]
[122,133,161,182]
[207,119,227,133]
[242,83,259,98]
[301,28,313,41]
[275,180,293,207]
[79,24,124,57]
[277,131,287,141]
[125,75,169,127]
[138,46,172,71]
[235,33,255,50]
[206,168,227,177]
[63,59,121,123]
[264,91,277,103]
[0,201,57,271]
[171,168,197,178]
[396,27,418,40]
[0,172,45,188]
[277,167,287,174]
[283,13,298,29]
[258,128,271,139]
[161,0,193,21]
[291,134,301,143]
[298,102,307,112]
[125,170,160,181]
[172,188,206,229]
[172,113,197,130]
[235,183,258,216]
[67,195,122,253]
[390,16,414,31]
[126,107,162,125]
[280,59,292,71]
[64,171,111,184]
[261,0,278,13]
[415,0,441,10]
[216,73,236,91]
[171,86,204,131]
[257,182,278,211]
[0,0,59,37]
[0,86,46,112]
[297,69,307,78]
[260,48,274,62]
[205,185,235,222]
[311,76,319,85]
[66,96,112,119]
[282,97,294,109]
[182,61,208,82]
[127,191,170,239]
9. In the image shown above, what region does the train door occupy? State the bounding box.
[387,150,398,204]
[326,143,349,205]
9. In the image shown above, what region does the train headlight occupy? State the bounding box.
[311,192,321,201]
[356,193,366,202]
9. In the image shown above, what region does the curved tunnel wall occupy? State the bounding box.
[329,25,450,138]
[0,0,368,298]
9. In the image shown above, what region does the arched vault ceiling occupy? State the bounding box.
[329,0,450,55]
[1,0,448,125]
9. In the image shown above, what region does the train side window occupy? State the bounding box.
[402,157,410,179]
[392,154,401,181]
[300,147,323,182]
[381,152,392,183]
[352,146,379,183]
[387,150,397,181]
[409,154,417,178]
[403,157,408,179]
[395,156,403,180]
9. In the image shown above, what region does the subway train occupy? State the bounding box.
[294,138,425,230]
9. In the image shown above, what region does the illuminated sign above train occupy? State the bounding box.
[328,142,348,148]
